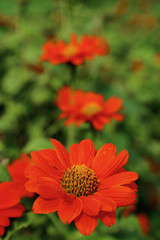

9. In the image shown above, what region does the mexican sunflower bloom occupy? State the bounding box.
[41,33,109,65]
[0,182,25,236]
[56,86,124,130]
[25,139,138,236]
[137,213,151,235]
[7,153,34,198]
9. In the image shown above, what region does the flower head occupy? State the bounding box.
[137,213,151,235]
[0,182,25,236]
[41,34,109,65]
[56,86,124,130]
[7,153,34,198]
[25,139,138,236]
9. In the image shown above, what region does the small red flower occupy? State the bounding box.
[137,213,151,235]
[41,34,109,65]
[7,154,34,198]
[0,182,25,237]
[131,59,144,72]
[25,139,138,236]
[56,86,124,130]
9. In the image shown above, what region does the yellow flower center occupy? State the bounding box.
[81,103,102,116]
[62,164,99,197]
[64,45,77,57]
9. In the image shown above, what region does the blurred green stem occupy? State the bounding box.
[66,125,77,150]
[47,213,66,237]
[68,63,77,84]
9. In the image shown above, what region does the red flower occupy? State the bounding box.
[137,213,151,235]
[0,182,25,237]
[56,86,124,130]
[7,154,34,198]
[131,59,144,72]
[25,139,138,236]
[41,34,109,65]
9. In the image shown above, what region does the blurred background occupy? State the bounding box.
[0,0,160,239]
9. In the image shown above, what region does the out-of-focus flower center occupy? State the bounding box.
[63,45,78,57]
[62,164,99,197]
[81,102,102,116]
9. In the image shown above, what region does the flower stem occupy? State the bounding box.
[47,213,66,237]
[66,124,77,150]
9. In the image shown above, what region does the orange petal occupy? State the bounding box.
[25,181,37,192]
[75,117,86,127]
[101,150,129,178]
[25,165,53,181]
[25,177,60,193]
[69,143,79,165]
[92,143,117,179]
[93,194,116,212]
[0,226,5,237]
[36,183,63,199]
[99,211,116,227]
[69,139,95,167]
[58,112,68,119]
[91,119,104,130]
[58,195,82,224]
[65,117,76,126]
[102,186,137,207]
[99,171,138,189]
[0,182,20,209]
[34,149,65,172]
[74,213,98,236]
[80,196,101,216]
[0,204,25,217]
[33,197,59,214]
[30,151,62,179]
[112,113,124,121]
[125,182,138,191]
[104,97,123,114]
[0,216,10,227]
[50,139,71,169]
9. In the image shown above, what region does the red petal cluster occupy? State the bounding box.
[56,86,124,130]
[7,153,34,198]
[25,138,138,236]
[0,182,25,236]
[41,34,109,65]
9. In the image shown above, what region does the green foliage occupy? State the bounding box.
[0,164,11,182]
[1,212,33,240]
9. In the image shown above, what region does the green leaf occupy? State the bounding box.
[1,212,33,240]
[23,138,53,153]
[0,164,11,182]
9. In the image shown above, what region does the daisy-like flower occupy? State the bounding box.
[7,153,34,198]
[56,86,124,130]
[25,139,138,236]
[0,182,25,237]
[137,213,151,235]
[41,33,109,65]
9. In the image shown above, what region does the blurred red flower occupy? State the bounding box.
[115,0,130,16]
[56,86,124,130]
[0,182,25,237]
[25,138,138,236]
[137,213,151,235]
[25,62,44,74]
[131,60,144,72]
[7,154,34,198]
[155,53,160,65]
[41,34,109,65]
